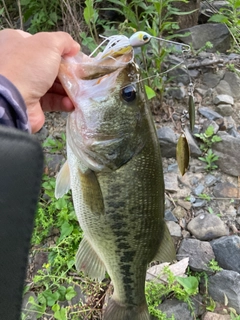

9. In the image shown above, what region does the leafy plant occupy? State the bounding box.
[195,125,222,171]
[42,133,66,154]
[145,266,199,319]
[208,0,240,52]
[20,0,61,33]
[83,0,99,41]
[198,193,212,201]
[195,125,222,152]
[208,259,223,272]
[198,149,219,171]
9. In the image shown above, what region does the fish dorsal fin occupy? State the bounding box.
[55,160,71,199]
[76,237,106,282]
[152,221,176,263]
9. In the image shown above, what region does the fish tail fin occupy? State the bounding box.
[103,298,150,320]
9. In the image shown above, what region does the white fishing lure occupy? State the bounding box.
[129,31,191,52]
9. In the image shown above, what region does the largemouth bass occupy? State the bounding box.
[55,35,176,320]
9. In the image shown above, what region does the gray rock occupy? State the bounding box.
[213,131,240,176]
[213,181,238,198]
[184,127,202,158]
[205,174,217,187]
[172,206,187,219]
[224,71,240,99]
[157,127,178,158]
[164,210,178,222]
[165,56,191,85]
[225,205,237,218]
[202,312,231,320]
[211,235,240,273]
[164,172,178,192]
[222,116,236,130]
[192,199,207,208]
[214,94,234,106]
[189,195,196,203]
[228,128,240,139]
[187,213,228,240]
[177,199,192,211]
[202,119,220,134]
[208,270,240,314]
[177,238,215,272]
[215,79,234,97]
[178,23,231,53]
[167,163,179,173]
[189,69,200,79]
[157,298,194,320]
[167,86,186,100]
[193,184,205,196]
[198,107,223,121]
[202,71,223,89]
[35,126,49,142]
[215,104,233,116]
[166,221,182,238]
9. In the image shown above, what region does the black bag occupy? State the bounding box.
[0,125,43,320]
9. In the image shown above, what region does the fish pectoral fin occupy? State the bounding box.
[78,169,105,214]
[76,237,106,282]
[152,221,176,263]
[55,161,71,199]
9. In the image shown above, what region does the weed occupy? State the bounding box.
[83,0,99,41]
[194,125,222,153]
[208,259,223,272]
[146,266,199,319]
[198,193,212,201]
[193,41,213,55]
[20,0,61,33]
[42,133,66,154]
[198,149,219,171]
[195,125,222,171]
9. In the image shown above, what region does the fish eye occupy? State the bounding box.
[121,85,136,102]
[143,34,149,41]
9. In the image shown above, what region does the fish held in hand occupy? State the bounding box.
[55,35,176,320]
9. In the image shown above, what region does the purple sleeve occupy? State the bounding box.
[0,75,30,132]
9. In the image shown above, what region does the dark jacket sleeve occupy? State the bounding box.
[0,75,30,132]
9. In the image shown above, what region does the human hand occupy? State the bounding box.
[0,29,80,133]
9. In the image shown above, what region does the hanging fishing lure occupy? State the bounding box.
[188,83,195,132]
[176,131,190,176]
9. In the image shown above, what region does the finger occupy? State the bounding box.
[27,102,45,133]
[15,29,31,38]
[48,81,67,95]
[33,31,80,58]
[41,93,75,112]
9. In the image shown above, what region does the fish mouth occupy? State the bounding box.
[58,41,135,107]
[59,53,134,87]
[59,38,134,82]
